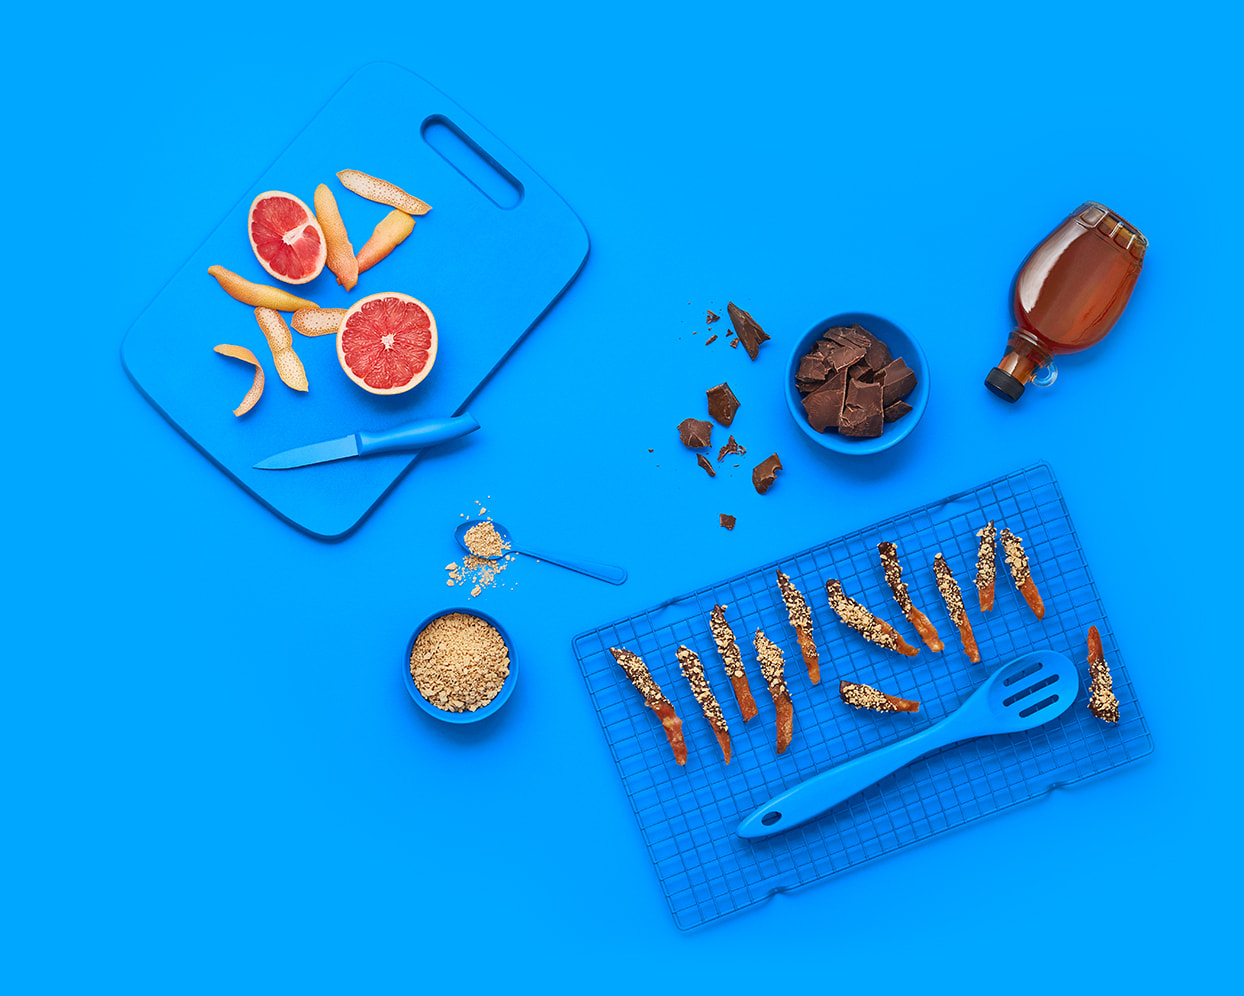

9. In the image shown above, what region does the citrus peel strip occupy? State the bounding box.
[213,344,265,416]
[291,308,347,337]
[254,307,309,392]
[356,210,415,273]
[337,169,431,215]
[208,265,318,311]
[313,184,358,291]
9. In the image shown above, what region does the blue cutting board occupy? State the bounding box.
[121,62,589,539]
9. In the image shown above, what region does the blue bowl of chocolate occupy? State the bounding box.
[785,312,928,455]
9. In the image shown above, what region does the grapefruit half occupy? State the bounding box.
[247,191,326,285]
[337,292,438,395]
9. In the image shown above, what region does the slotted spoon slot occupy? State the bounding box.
[1019,694,1061,718]
[1003,660,1045,686]
[1002,672,1060,707]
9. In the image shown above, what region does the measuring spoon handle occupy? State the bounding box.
[737,717,967,838]
[517,547,627,585]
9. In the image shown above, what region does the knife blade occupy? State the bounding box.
[254,413,479,470]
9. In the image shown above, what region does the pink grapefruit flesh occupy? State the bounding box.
[336,292,437,395]
[247,191,326,285]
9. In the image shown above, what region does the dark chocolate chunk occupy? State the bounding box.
[727,301,771,360]
[846,359,872,383]
[796,378,823,396]
[802,370,847,432]
[820,325,855,347]
[879,357,917,406]
[706,382,741,426]
[839,379,884,438]
[838,325,873,348]
[752,453,783,494]
[678,417,713,448]
[827,344,866,373]
[796,353,830,383]
[720,513,736,531]
[883,400,913,423]
[697,453,717,477]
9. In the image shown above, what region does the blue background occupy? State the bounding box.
[4,1,1238,992]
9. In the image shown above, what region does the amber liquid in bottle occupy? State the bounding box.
[986,202,1147,402]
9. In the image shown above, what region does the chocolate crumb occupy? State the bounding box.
[697,453,717,478]
[727,301,770,360]
[706,382,741,426]
[707,309,720,324]
[752,453,782,494]
[677,418,713,448]
[720,513,736,530]
[705,334,718,346]
[730,339,740,348]
[725,329,735,337]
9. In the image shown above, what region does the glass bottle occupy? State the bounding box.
[985,202,1147,402]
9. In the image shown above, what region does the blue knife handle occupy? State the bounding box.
[356,413,480,455]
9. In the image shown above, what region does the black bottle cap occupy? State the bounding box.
[985,368,1024,402]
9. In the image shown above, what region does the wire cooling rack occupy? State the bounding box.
[571,463,1152,929]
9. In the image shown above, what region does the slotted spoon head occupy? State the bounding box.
[958,649,1080,736]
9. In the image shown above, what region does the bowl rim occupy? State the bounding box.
[784,310,929,455]
[403,607,516,724]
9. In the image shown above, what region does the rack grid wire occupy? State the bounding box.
[571,463,1153,929]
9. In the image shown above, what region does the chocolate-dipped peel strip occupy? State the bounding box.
[877,542,943,652]
[824,579,919,657]
[776,569,821,683]
[709,604,757,722]
[676,645,731,762]
[975,520,997,612]
[609,647,687,765]
[753,629,794,754]
[999,528,1045,620]
[839,679,920,713]
[933,554,980,663]
[1086,625,1119,723]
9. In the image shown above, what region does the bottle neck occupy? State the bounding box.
[997,329,1051,386]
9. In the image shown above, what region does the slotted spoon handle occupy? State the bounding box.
[737,715,971,839]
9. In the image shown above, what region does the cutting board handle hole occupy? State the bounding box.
[422,115,523,209]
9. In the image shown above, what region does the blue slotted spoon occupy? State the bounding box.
[738,649,1080,839]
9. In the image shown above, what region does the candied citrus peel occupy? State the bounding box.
[213,344,265,416]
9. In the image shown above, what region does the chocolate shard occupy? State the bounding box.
[879,357,917,406]
[802,370,847,432]
[697,453,717,477]
[719,513,736,531]
[707,309,720,324]
[678,417,713,448]
[752,453,782,494]
[727,301,771,360]
[717,434,746,462]
[883,400,913,423]
[839,379,884,438]
[706,382,741,426]
[827,343,866,373]
[845,324,891,370]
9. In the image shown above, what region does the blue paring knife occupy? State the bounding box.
[254,413,480,470]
